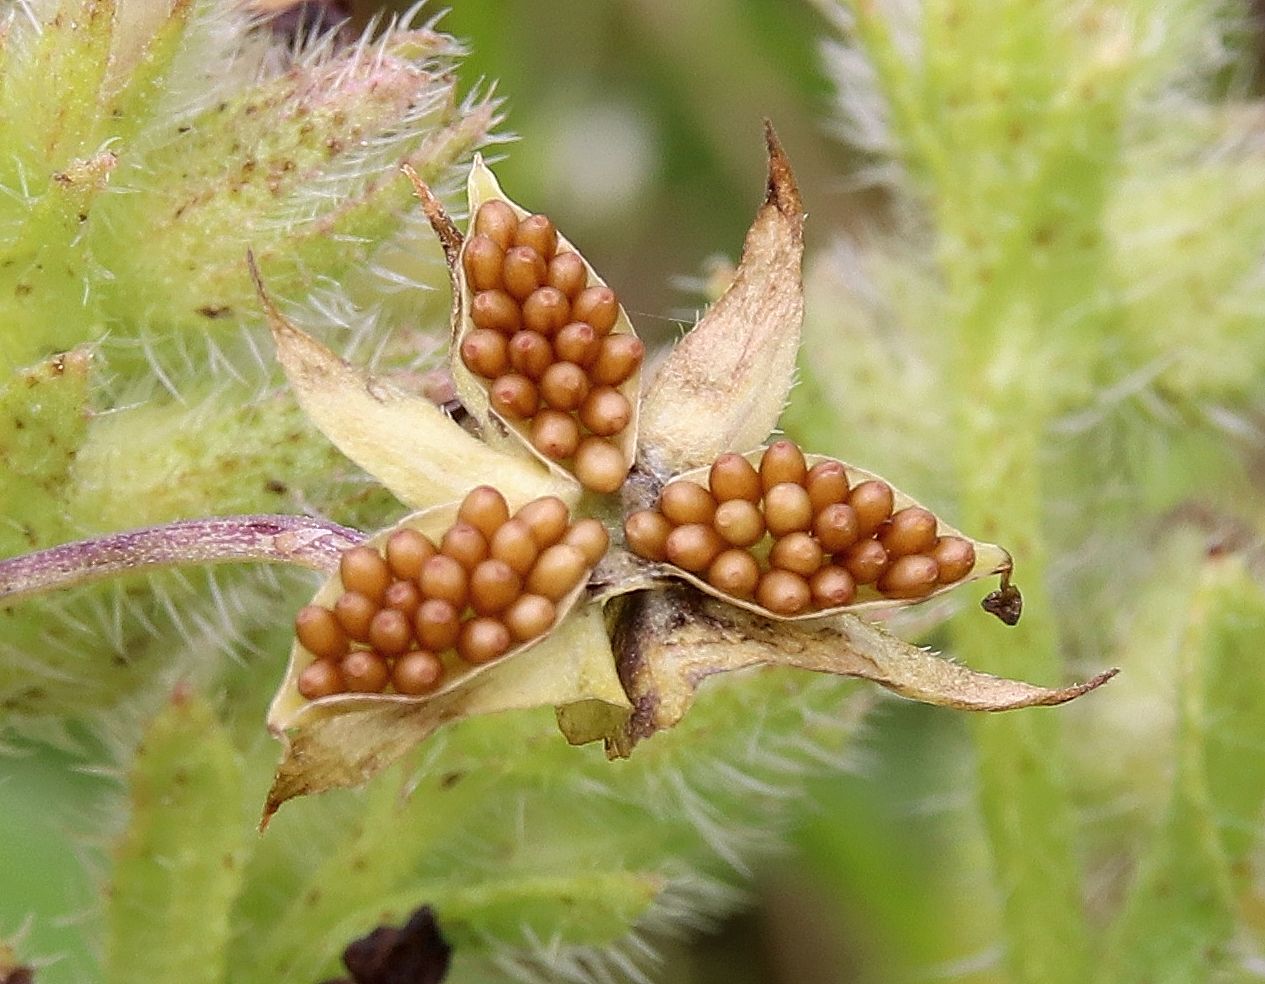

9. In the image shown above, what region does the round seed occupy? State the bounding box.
[579,386,631,437]
[502,245,547,301]
[461,234,504,292]
[879,507,938,558]
[298,659,344,700]
[392,651,444,696]
[458,485,510,540]
[879,554,940,599]
[531,409,581,461]
[709,453,762,503]
[574,436,627,493]
[490,374,539,420]
[295,604,349,659]
[553,322,600,367]
[522,286,571,336]
[572,286,618,334]
[806,460,850,512]
[471,289,522,334]
[514,214,558,258]
[526,543,589,600]
[810,565,857,609]
[385,528,436,581]
[813,503,860,553]
[460,329,509,379]
[340,649,390,692]
[368,608,413,656]
[712,498,765,547]
[414,598,460,652]
[563,518,610,565]
[842,539,888,585]
[382,579,421,620]
[539,361,590,411]
[490,517,539,576]
[333,591,377,642]
[418,555,468,609]
[515,497,571,548]
[440,522,488,571]
[503,593,556,641]
[707,549,760,598]
[457,617,512,664]
[660,480,717,526]
[756,570,811,616]
[473,199,518,249]
[763,482,813,537]
[849,480,894,538]
[590,335,644,386]
[931,536,975,583]
[340,546,391,603]
[769,531,824,577]
[547,251,587,298]
[624,509,672,561]
[760,440,808,491]
[664,523,724,573]
[507,331,554,380]
[470,559,522,615]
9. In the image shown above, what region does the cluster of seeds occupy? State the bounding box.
[459,200,644,494]
[293,487,608,700]
[624,441,977,617]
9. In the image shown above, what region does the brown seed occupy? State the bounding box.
[418,555,468,609]
[563,518,610,565]
[385,528,436,581]
[709,453,762,503]
[515,497,571,548]
[712,498,765,547]
[760,440,808,491]
[440,522,488,571]
[706,549,760,598]
[333,591,377,642]
[503,593,556,641]
[660,480,717,526]
[473,199,518,249]
[392,651,444,696]
[339,546,391,603]
[769,531,824,577]
[295,604,349,659]
[590,334,644,386]
[460,329,509,379]
[842,539,888,585]
[489,517,539,576]
[579,386,631,437]
[878,554,940,599]
[470,289,522,334]
[930,536,975,583]
[507,331,554,380]
[461,234,504,292]
[813,503,860,553]
[547,251,587,298]
[526,543,589,600]
[810,565,857,609]
[414,598,460,651]
[553,322,600,367]
[458,485,510,540]
[756,569,811,616]
[298,659,344,700]
[572,286,619,334]
[368,608,413,656]
[522,286,571,336]
[624,509,672,561]
[763,482,814,537]
[539,361,590,411]
[806,460,850,512]
[502,245,547,301]
[382,579,422,620]
[490,373,539,420]
[339,649,390,692]
[531,409,581,461]
[849,480,894,538]
[664,523,724,573]
[470,558,522,615]
[457,617,512,664]
[879,507,938,558]
[573,436,627,493]
[514,213,559,257]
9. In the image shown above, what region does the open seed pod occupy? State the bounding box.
[623,443,1012,621]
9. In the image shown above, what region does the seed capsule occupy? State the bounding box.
[298,659,344,700]
[707,548,760,598]
[490,517,539,576]
[590,335,644,386]
[571,286,618,334]
[385,528,436,581]
[418,555,468,609]
[340,649,390,692]
[522,286,571,336]
[756,569,811,616]
[382,580,422,620]
[471,289,522,334]
[879,507,938,558]
[470,559,522,615]
[458,617,512,664]
[554,322,600,368]
[708,453,762,503]
[769,531,824,577]
[763,482,813,537]
[660,480,716,526]
[806,461,850,511]
[473,199,518,249]
[849,480,894,538]
[503,593,557,641]
[440,522,489,571]
[665,523,724,573]
[813,503,860,553]
[462,234,504,292]
[712,498,765,548]
[539,361,590,411]
[531,409,581,461]
[526,543,589,600]
[368,608,413,656]
[579,386,631,436]
[340,546,391,604]
[810,566,857,608]
[514,214,558,258]
[547,251,587,298]
[624,509,672,561]
[333,591,377,642]
[931,536,975,583]
[502,245,547,301]
[574,437,627,492]
[460,329,510,379]
[414,598,460,652]
[458,485,510,540]
[295,605,349,659]
[760,440,808,491]
[878,554,939,599]
[393,651,444,696]
[515,497,571,548]
[563,518,611,565]
[507,331,554,380]
[842,539,888,585]
[490,374,539,420]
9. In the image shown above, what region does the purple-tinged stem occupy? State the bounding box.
[0,515,366,606]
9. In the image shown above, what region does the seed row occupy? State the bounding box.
[623,441,976,616]
[294,487,609,700]
[460,200,644,494]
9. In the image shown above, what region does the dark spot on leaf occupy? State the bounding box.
[15,284,31,297]
[329,905,451,984]
[265,479,289,495]
[198,305,232,319]
[1,965,34,984]
[439,770,464,789]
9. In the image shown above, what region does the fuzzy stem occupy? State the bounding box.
[0,515,364,605]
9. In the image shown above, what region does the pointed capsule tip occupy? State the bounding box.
[762,120,802,219]
[403,166,462,260]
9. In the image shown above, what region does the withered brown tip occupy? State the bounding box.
[981,579,1023,626]
[762,119,803,220]
[402,164,463,261]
